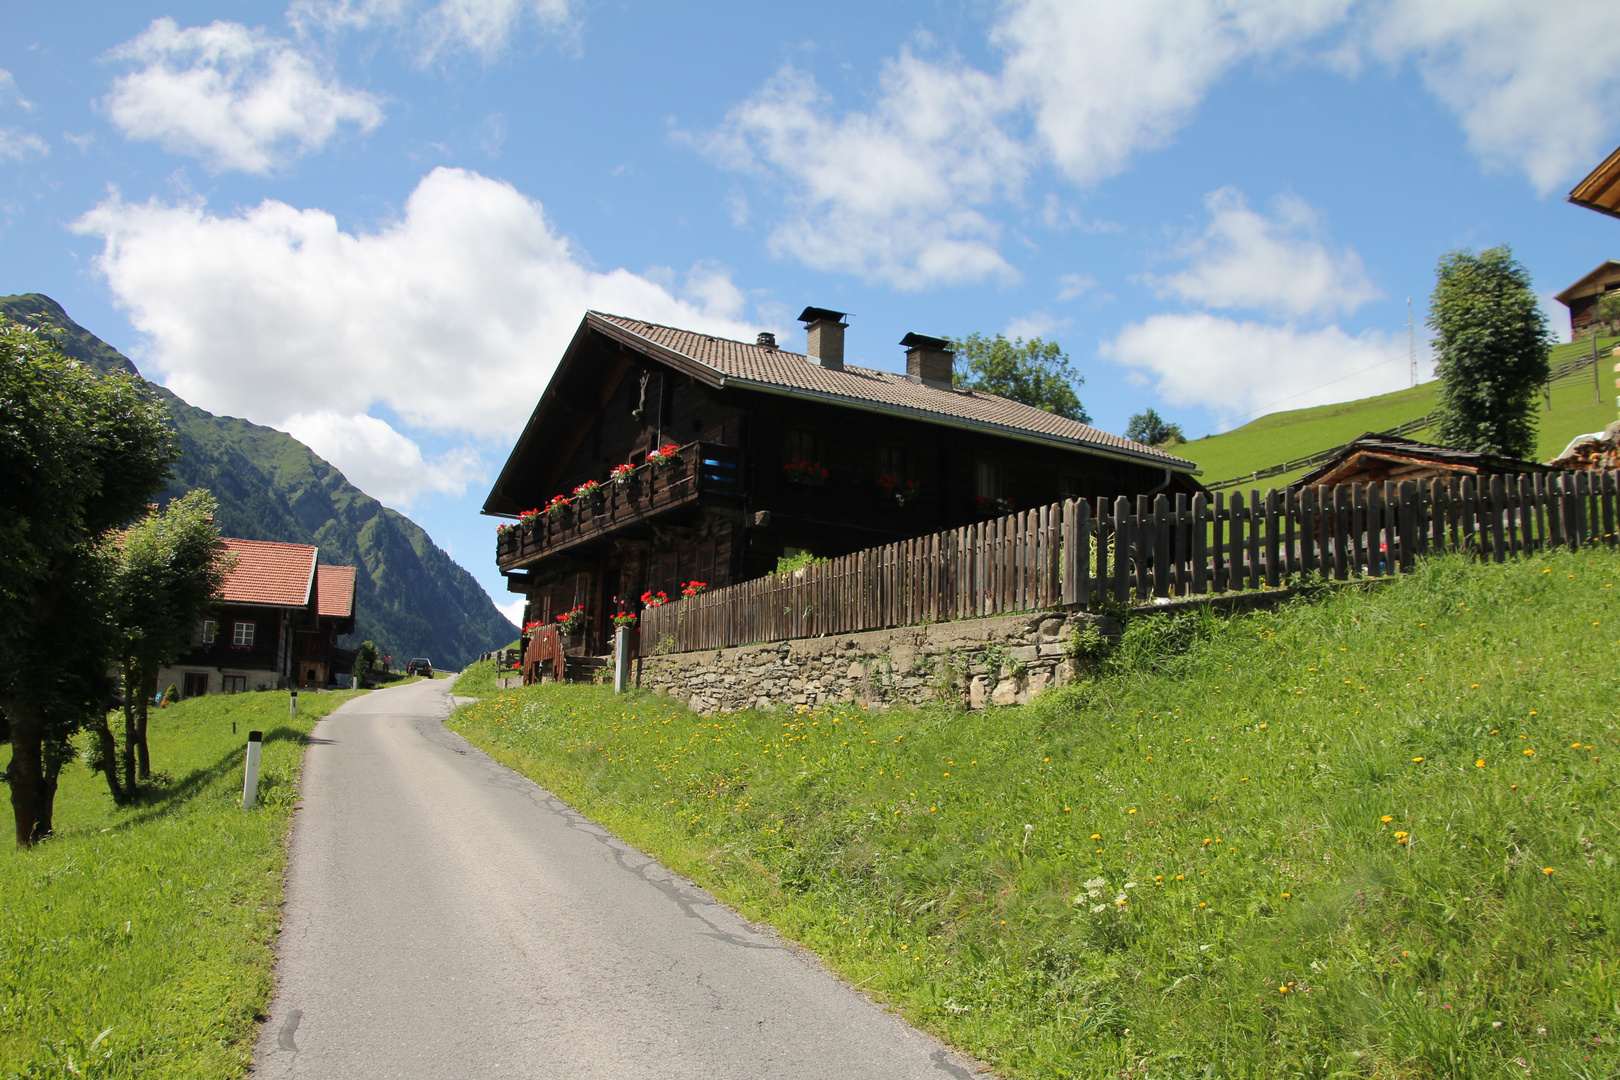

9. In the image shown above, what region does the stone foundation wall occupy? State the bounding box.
[634,610,1117,715]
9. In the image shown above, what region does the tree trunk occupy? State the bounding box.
[121,662,138,793]
[135,673,154,779]
[91,712,127,804]
[33,738,68,839]
[2,697,46,846]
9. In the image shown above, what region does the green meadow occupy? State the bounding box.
[452,549,1619,1079]
[0,688,362,1079]
[1180,333,1620,488]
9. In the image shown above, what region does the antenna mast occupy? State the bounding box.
[1407,298,1417,388]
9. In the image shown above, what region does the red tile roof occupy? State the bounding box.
[220,538,318,608]
[315,564,357,618]
[590,312,1196,470]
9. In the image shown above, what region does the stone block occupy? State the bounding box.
[969,675,988,710]
[991,678,1021,707]
[1009,645,1039,663]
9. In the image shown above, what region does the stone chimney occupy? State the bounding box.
[756,331,777,349]
[901,332,954,389]
[799,306,847,369]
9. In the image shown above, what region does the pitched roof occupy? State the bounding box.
[588,312,1196,471]
[1553,260,1620,304]
[1569,144,1620,221]
[315,564,357,618]
[220,538,318,608]
[1291,432,1552,489]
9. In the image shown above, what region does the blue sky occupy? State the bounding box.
[4,0,1619,624]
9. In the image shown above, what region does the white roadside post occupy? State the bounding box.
[289,689,298,719]
[614,626,630,694]
[241,730,263,809]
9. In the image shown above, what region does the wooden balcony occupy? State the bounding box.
[495,441,742,571]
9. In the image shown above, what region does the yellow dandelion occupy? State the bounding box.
[1380,815,1393,823]
[1412,757,1425,763]
[1543,867,1555,876]
[1524,749,1535,756]
[1476,760,1485,768]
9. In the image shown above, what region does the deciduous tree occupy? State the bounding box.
[109,489,230,793]
[949,333,1091,423]
[1125,408,1185,447]
[1429,246,1552,460]
[0,317,176,844]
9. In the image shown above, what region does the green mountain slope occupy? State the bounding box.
[2,293,516,668]
[1179,333,1620,488]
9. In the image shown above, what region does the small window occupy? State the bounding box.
[976,461,1001,500]
[182,672,209,698]
[876,445,907,481]
[195,619,218,645]
[233,621,256,647]
[786,429,818,462]
[222,675,248,694]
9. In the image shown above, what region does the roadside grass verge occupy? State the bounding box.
[0,688,363,1078]
[452,659,499,697]
[450,550,1619,1079]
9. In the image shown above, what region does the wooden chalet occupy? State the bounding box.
[1554,261,1620,341]
[1289,432,1554,491]
[484,307,1200,656]
[157,539,358,698]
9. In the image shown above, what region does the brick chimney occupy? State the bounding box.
[901,332,954,389]
[799,306,847,369]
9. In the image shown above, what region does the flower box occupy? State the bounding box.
[784,458,827,486]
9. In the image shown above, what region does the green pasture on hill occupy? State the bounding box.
[452,549,1619,1080]
[1182,333,1620,488]
[0,688,363,1079]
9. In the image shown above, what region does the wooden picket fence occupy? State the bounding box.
[640,470,1620,653]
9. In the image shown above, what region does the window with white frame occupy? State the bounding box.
[195,619,218,644]
[233,621,256,647]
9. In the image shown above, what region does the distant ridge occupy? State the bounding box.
[1,293,516,668]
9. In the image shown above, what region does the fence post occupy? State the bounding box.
[241,730,263,810]
[614,626,631,693]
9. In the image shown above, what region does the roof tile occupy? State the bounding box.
[220,538,317,608]
[592,312,1195,469]
[315,564,357,618]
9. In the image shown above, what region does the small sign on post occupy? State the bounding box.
[289,689,298,719]
[242,730,263,809]
[614,626,630,694]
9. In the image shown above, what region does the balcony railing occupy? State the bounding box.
[496,441,742,570]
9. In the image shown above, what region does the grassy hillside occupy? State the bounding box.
[451,549,1618,1079]
[0,294,516,667]
[0,688,363,1077]
[1181,333,1620,488]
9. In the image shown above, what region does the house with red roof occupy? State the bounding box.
[158,538,358,698]
[484,307,1199,657]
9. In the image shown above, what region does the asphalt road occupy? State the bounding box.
[253,679,987,1079]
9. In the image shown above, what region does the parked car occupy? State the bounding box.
[406,658,433,677]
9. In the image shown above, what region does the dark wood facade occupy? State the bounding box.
[487,312,1200,656]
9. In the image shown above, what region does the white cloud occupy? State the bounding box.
[697,60,1024,290]
[699,1,1343,288]
[283,411,480,509]
[1004,312,1070,341]
[0,68,34,110]
[1056,272,1097,301]
[1364,0,1620,194]
[1146,187,1380,320]
[703,0,1620,288]
[288,0,574,62]
[0,129,47,161]
[104,17,383,174]
[995,0,1349,186]
[1102,312,1422,429]
[73,167,761,507]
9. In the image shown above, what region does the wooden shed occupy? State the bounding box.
[1288,432,1554,491]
